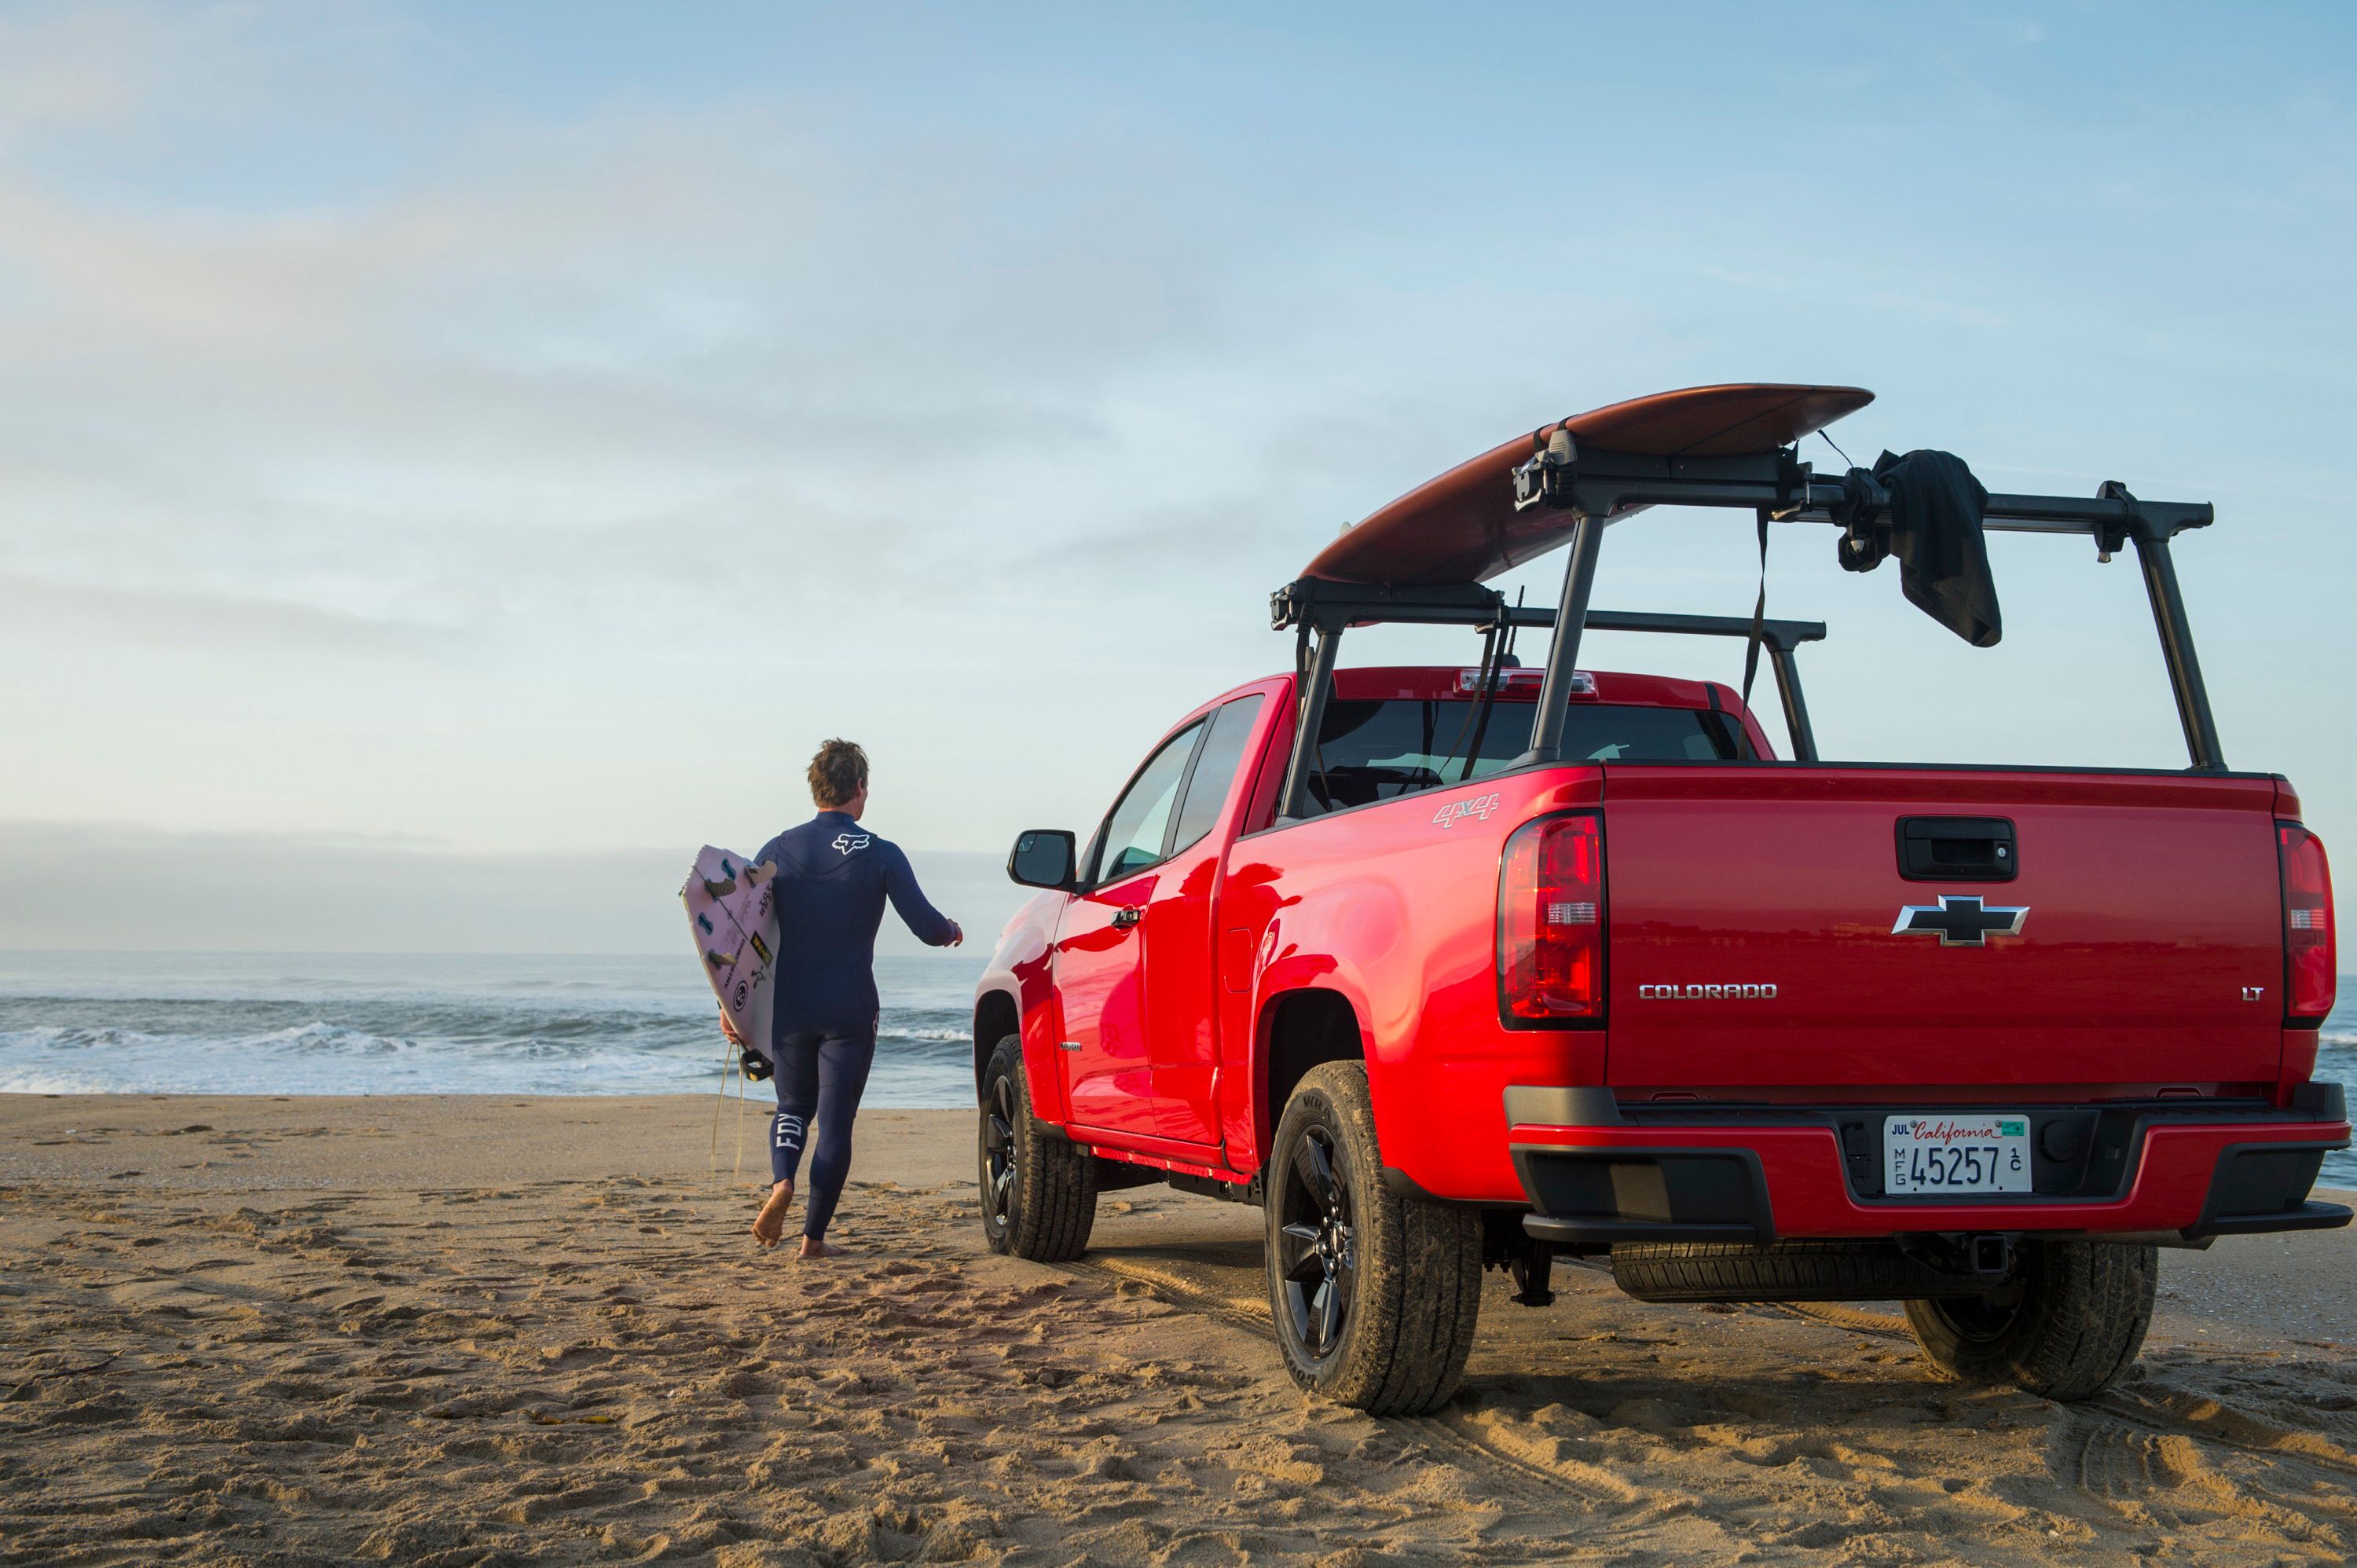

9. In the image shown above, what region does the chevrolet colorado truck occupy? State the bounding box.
[970,384,2348,1415]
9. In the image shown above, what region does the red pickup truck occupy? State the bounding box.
[970,385,2348,1415]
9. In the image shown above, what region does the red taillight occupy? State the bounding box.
[2279,822,2337,1020]
[1499,812,1605,1024]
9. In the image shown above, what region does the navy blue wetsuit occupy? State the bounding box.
[755,810,956,1240]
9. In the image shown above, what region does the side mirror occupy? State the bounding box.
[1006,829,1078,891]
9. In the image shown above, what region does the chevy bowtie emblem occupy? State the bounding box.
[1893,894,2029,947]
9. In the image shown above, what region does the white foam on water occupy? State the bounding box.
[0,951,984,1102]
[0,1067,112,1095]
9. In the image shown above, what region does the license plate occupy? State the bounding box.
[1884,1114,2032,1195]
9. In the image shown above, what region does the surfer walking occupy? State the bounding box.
[725,739,962,1258]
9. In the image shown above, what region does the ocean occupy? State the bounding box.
[2,951,2352,1185]
[0,951,982,1107]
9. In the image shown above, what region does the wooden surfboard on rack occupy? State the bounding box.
[1303,383,1874,587]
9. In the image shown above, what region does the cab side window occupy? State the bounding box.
[1169,694,1266,854]
[1091,721,1205,883]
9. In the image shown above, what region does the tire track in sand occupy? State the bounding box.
[1058,1251,1679,1518]
[1769,1299,2357,1485]
[1074,1242,2357,1560]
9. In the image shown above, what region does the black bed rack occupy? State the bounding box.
[1267,443,2228,822]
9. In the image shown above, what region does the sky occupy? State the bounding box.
[2,2,2354,952]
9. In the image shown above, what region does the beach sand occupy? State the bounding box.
[4,1092,2355,1565]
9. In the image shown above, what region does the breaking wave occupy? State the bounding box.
[2316,1026,2357,1188]
[0,952,982,1105]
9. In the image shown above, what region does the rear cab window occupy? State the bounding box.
[1300,672,1756,815]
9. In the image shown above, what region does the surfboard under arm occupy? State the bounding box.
[681,847,780,1059]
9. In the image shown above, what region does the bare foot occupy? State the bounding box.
[750,1181,794,1247]
[797,1235,845,1260]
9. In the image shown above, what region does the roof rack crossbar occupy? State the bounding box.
[1512,446,2216,541]
[1269,579,1826,653]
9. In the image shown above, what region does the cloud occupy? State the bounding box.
[0,2,256,145]
[0,86,1315,648]
[0,570,467,649]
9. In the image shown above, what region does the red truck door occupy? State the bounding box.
[1141,693,1268,1145]
[1057,721,1202,1138]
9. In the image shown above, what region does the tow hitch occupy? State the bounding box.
[1899,1232,2020,1282]
[1484,1217,1558,1306]
[1509,1241,1556,1307]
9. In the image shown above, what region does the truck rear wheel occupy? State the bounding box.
[1265,1061,1482,1415]
[1903,1239,2157,1401]
[978,1035,1096,1262]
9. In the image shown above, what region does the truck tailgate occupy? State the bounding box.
[1601,768,2286,1092]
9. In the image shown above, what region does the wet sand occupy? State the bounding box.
[4,1092,2355,1565]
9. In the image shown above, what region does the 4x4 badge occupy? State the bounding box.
[1893,894,2029,947]
[1431,792,1501,830]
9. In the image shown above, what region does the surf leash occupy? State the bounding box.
[734,1050,750,1186]
[708,1028,735,1178]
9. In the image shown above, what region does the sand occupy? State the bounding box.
[4,1092,2356,1566]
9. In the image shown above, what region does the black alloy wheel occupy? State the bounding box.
[976,1034,1095,1261]
[983,1072,1019,1233]
[1275,1123,1357,1362]
[1263,1061,1483,1413]
[1916,1291,2025,1346]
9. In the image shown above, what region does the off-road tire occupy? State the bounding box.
[1265,1061,1483,1414]
[1904,1239,2157,1401]
[977,1035,1096,1262]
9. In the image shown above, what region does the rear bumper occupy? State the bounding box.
[1510,1085,2352,1247]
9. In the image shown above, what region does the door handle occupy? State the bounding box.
[1111,906,1142,930]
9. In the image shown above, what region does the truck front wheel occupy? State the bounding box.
[977,1035,1096,1262]
[1904,1239,2157,1401]
[1265,1062,1483,1415]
